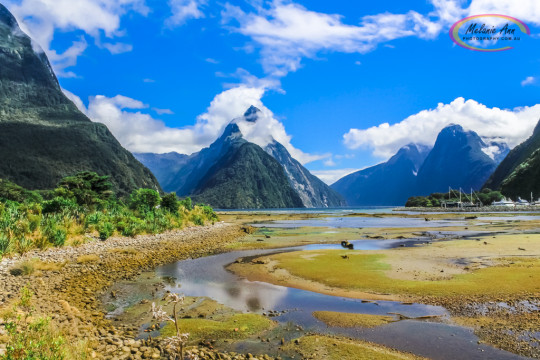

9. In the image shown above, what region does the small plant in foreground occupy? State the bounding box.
[151,293,189,359]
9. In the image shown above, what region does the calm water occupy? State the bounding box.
[155,238,528,360]
[108,213,533,359]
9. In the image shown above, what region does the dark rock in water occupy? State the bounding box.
[0,4,160,196]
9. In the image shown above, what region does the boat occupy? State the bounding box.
[515,197,530,206]
[491,198,515,207]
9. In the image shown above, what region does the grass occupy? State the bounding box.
[283,335,426,360]
[270,250,540,298]
[108,247,137,255]
[313,311,394,328]
[161,313,275,342]
[76,254,100,264]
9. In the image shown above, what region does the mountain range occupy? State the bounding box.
[332,124,509,205]
[484,120,540,199]
[136,107,345,209]
[0,4,160,196]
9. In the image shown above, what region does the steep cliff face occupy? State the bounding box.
[484,120,540,193]
[159,122,304,209]
[265,140,346,208]
[331,144,430,206]
[415,124,499,195]
[0,4,161,196]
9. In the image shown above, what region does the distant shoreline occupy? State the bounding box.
[395,206,540,212]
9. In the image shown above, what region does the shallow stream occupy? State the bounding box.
[106,214,534,359]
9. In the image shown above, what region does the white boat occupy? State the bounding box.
[515,197,530,206]
[492,198,515,207]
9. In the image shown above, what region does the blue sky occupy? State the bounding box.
[5,0,540,183]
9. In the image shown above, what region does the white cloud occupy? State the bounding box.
[62,85,324,164]
[5,0,148,76]
[222,0,456,77]
[310,168,361,185]
[343,97,540,159]
[521,76,536,87]
[153,108,175,115]
[102,42,133,54]
[166,0,206,27]
[467,0,540,26]
[205,57,219,64]
[143,78,156,83]
[323,158,336,167]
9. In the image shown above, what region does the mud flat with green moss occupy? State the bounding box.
[228,226,540,358]
[0,223,248,359]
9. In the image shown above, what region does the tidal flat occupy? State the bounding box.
[225,212,540,359]
[2,211,539,359]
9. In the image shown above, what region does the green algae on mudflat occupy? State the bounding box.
[266,250,540,298]
[160,313,275,341]
[282,335,427,360]
[313,311,394,328]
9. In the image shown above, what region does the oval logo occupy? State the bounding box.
[449,14,530,52]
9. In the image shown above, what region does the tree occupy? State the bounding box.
[161,193,179,214]
[130,189,161,214]
[56,172,113,208]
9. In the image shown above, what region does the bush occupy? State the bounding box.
[191,214,204,226]
[43,218,67,247]
[180,197,193,211]
[43,197,78,214]
[130,189,161,215]
[98,222,114,240]
[161,193,179,214]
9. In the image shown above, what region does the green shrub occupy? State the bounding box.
[43,197,78,214]
[161,193,179,214]
[98,222,114,240]
[191,214,204,226]
[180,197,193,211]
[0,234,10,256]
[130,189,161,215]
[43,218,67,247]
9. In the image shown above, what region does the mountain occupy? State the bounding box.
[331,144,430,206]
[484,121,540,193]
[415,124,502,195]
[484,120,540,198]
[151,121,304,209]
[265,140,346,207]
[133,152,189,191]
[0,4,160,196]
[136,106,344,209]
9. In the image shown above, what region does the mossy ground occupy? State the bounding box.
[282,335,426,360]
[313,311,394,328]
[265,250,540,298]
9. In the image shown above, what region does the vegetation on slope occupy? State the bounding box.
[405,188,503,207]
[0,172,217,257]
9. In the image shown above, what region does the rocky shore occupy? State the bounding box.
[0,222,269,359]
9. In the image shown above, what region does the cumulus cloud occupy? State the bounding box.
[467,0,540,26]
[521,76,536,87]
[309,168,361,185]
[62,86,325,164]
[102,42,133,54]
[343,97,540,159]
[222,0,540,78]
[166,0,206,27]
[222,0,459,77]
[5,0,148,76]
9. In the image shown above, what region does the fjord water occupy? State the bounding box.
[152,213,530,360]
